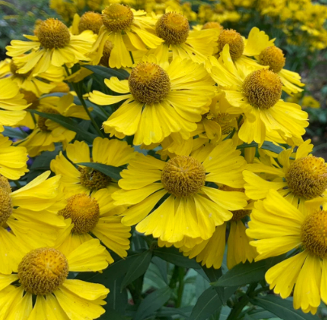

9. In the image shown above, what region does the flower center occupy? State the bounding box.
[79,11,103,34]
[18,248,68,295]
[0,175,12,193]
[37,18,71,49]
[21,89,39,109]
[218,29,244,61]
[161,156,206,197]
[37,107,59,131]
[231,209,250,221]
[59,194,100,234]
[216,113,236,135]
[202,22,223,30]
[243,69,282,110]
[128,62,171,104]
[100,40,114,67]
[301,211,327,258]
[10,60,32,78]
[79,167,111,191]
[0,188,12,226]
[285,156,327,199]
[259,46,286,73]
[155,12,189,45]
[102,4,134,32]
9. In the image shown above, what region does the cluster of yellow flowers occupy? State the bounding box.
[0,2,326,318]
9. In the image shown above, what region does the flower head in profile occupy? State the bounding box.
[89,57,216,146]
[112,139,247,244]
[0,239,110,319]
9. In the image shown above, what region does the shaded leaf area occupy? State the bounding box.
[77,162,124,181]
[237,141,284,154]
[84,65,130,80]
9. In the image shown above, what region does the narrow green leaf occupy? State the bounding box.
[133,286,171,320]
[156,306,192,318]
[77,162,123,181]
[248,309,277,319]
[84,65,130,80]
[3,126,28,139]
[153,247,200,269]
[262,141,284,154]
[251,296,319,320]
[121,251,152,289]
[106,278,128,314]
[99,308,127,320]
[189,287,222,320]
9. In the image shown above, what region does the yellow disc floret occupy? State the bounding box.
[155,12,189,45]
[79,11,103,34]
[0,175,12,194]
[259,46,286,73]
[0,188,12,226]
[243,69,282,110]
[100,40,114,67]
[161,156,206,197]
[218,29,244,61]
[129,62,171,104]
[202,22,223,31]
[301,210,327,258]
[59,193,100,234]
[18,248,69,295]
[37,107,59,131]
[37,18,70,49]
[102,4,134,32]
[79,167,111,191]
[285,156,327,199]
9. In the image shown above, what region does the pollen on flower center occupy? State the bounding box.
[231,209,250,221]
[285,156,327,199]
[59,194,100,234]
[79,11,103,34]
[161,156,206,197]
[79,167,112,191]
[128,62,171,104]
[202,22,223,31]
[0,175,12,193]
[243,69,282,110]
[218,29,244,61]
[18,248,69,295]
[259,46,286,73]
[102,4,134,32]
[37,18,70,49]
[301,211,327,258]
[0,188,12,226]
[216,113,236,134]
[155,12,189,45]
[37,107,59,131]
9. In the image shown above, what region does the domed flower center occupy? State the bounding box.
[216,113,236,134]
[301,210,327,258]
[285,156,327,199]
[100,40,114,67]
[102,4,134,32]
[59,194,100,234]
[202,22,223,30]
[259,46,286,73]
[79,11,103,34]
[161,156,206,197]
[218,29,244,61]
[129,62,171,104]
[18,248,69,295]
[155,12,189,45]
[243,69,282,110]
[231,209,250,221]
[37,107,59,131]
[37,18,71,49]
[0,175,12,194]
[20,89,39,110]
[79,167,111,191]
[0,188,12,226]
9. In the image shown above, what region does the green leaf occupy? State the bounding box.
[99,307,128,320]
[77,162,123,181]
[153,247,200,269]
[30,146,61,170]
[84,65,130,80]
[248,309,277,319]
[106,278,128,314]
[262,141,284,154]
[156,306,192,318]
[121,251,152,289]
[30,110,97,143]
[133,286,171,320]
[2,126,28,139]
[251,296,319,320]
[189,287,223,320]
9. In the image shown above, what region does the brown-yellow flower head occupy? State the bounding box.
[259,46,286,73]
[243,69,282,109]
[37,107,59,131]
[100,40,114,67]
[286,156,327,199]
[0,175,12,193]
[129,62,171,104]
[156,12,189,45]
[18,248,69,295]
[102,4,134,32]
[79,167,111,191]
[218,29,244,61]
[161,156,206,197]
[37,18,70,49]
[202,22,223,31]
[79,11,103,34]
[0,187,12,226]
[59,194,100,234]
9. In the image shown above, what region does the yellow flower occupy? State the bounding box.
[89,57,216,146]
[0,134,28,180]
[247,189,327,314]
[51,137,135,196]
[0,239,110,319]
[302,95,320,109]
[90,4,163,68]
[0,171,64,274]
[6,18,95,76]
[112,139,247,244]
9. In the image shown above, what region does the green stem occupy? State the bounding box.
[13,180,21,189]
[129,51,135,64]
[175,267,185,308]
[226,295,250,320]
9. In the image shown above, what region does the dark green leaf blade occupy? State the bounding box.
[77,162,123,181]
[84,65,130,80]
